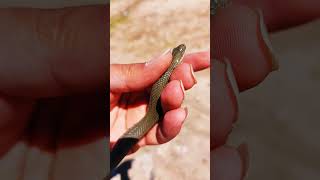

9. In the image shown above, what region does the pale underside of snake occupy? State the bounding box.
[110,44,186,173]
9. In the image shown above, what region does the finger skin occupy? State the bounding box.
[140,107,187,146]
[212,4,276,91]
[212,60,238,149]
[110,51,206,150]
[111,50,172,93]
[183,51,210,71]
[211,2,278,149]
[160,80,185,113]
[170,63,197,90]
[116,106,187,154]
[111,51,209,93]
[0,6,108,97]
[234,0,320,31]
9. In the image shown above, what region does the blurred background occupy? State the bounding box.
[229,18,320,179]
[110,0,210,179]
[0,0,105,8]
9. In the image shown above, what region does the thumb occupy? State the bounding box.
[110,49,172,93]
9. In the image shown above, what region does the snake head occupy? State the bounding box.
[211,0,231,15]
[173,44,186,55]
[172,44,186,66]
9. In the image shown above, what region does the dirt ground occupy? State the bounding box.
[110,0,210,179]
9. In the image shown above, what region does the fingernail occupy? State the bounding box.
[237,143,250,180]
[256,9,279,71]
[179,80,185,97]
[223,58,240,101]
[145,48,171,66]
[189,64,197,84]
[184,107,188,118]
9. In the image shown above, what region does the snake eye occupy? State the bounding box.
[177,44,186,52]
[172,44,186,58]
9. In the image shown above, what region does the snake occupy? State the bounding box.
[211,0,230,15]
[110,44,186,172]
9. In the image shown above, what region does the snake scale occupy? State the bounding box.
[110,44,186,172]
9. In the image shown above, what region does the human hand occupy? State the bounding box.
[0,5,108,180]
[110,49,210,153]
[211,0,320,179]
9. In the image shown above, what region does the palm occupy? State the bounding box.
[109,51,210,150]
[110,90,156,149]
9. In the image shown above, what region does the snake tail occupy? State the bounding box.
[110,114,158,170]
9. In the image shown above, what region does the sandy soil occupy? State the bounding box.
[110,0,210,179]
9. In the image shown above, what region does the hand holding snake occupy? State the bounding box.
[110,46,210,169]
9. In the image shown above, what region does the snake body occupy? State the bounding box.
[211,0,229,15]
[110,44,186,171]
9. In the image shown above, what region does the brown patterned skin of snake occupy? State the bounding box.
[109,44,186,174]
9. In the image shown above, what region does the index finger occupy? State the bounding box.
[183,51,210,71]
